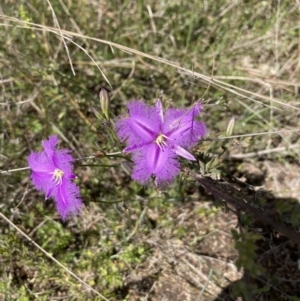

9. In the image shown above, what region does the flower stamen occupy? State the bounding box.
[52,168,64,186]
[155,133,168,150]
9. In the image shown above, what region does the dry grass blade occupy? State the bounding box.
[45,0,75,76]
[0,213,109,301]
[0,14,299,112]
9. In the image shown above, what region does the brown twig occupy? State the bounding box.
[191,172,300,244]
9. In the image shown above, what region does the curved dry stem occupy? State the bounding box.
[0,14,299,111]
[0,212,109,301]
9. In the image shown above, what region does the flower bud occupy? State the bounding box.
[99,87,110,120]
[226,116,235,137]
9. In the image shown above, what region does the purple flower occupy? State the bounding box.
[28,135,83,220]
[116,100,207,185]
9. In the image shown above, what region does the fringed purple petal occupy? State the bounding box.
[115,101,161,145]
[164,104,207,147]
[52,149,74,178]
[124,141,151,152]
[131,151,152,184]
[41,135,59,164]
[31,171,56,197]
[28,151,56,173]
[131,145,180,186]
[53,180,83,221]
[146,144,168,173]
[45,186,55,199]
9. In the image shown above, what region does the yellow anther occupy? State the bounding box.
[155,133,168,150]
[52,168,64,185]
